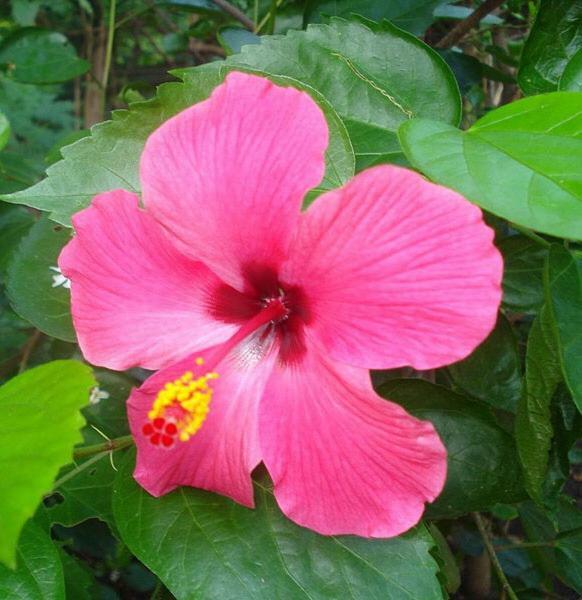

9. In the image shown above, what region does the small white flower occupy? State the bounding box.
[49,266,71,289]
[89,387,110,405]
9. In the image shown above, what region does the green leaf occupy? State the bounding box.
[515,306,563,501]
[113,452,443,600]
[428,523,460,594]
[2,65,354,225]
[520,497,582,594]
[518,0,582,95]
[0,203,34,274]
[11,0,42,26]
[0,75,75,163]
[448,314,521,413]
[43,371,133,529]
[378,379,524,518]
[226,17,461,169]
[0,295,30,366]
[560,48,582,91]
[0,110,10,151]
[6,216,75,341]
[0,152,40,194]
[304,0,450,35]
[399,92,582,240]
[82,370,133,440]
[59,548,94,600]
[0,520,65,600]
[0,28,89,84]
[217,27,260,55]
[498,235,547,313]
[545,244,582,412]
[155,0,225,15]
[44,454,117,530]
[0,360,95,567]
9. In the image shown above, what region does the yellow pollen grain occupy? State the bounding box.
[147,357,219,441]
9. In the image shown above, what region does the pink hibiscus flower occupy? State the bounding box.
[59,72,502,537]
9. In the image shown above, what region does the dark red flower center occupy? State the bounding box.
[210,263,311,364]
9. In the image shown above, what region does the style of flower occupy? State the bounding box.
[59,72,502,537]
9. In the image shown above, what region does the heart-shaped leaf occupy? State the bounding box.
[113,452,443,600]
[399,92,582,240]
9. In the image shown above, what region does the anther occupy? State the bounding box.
[142,357,218,449]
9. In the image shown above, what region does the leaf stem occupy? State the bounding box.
[101,0,117,108]
[494,540,556,551]
[256,0,283,33]
[510,222,552,248]
[473,513,519,600]
[18,329,42,373]
[210,0,254,30]
[72,434,134,459]
[52,451,107,490]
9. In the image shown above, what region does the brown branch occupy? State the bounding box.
[210,0,254,31]
[435,0,505,49]
[18,330,42,373]
[473,513,519,600]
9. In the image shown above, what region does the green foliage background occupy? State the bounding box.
[0,0,581,598]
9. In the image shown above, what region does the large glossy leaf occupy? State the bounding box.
[226,17,461,168]
[0,360,95,567]
[6,216,75,341]
[518,0,582,95]
[399,92,582,240]
[545,245,582,412]
[560,48,582,91]
[304,0,448,35]
[515,306,563,501]
[0,28,89,84]
[498,235,547,313]
[0,520,65,600]
[378,379,524,518]
[448,314,521,413]
[113,452,443,600]
[1,66,354,225]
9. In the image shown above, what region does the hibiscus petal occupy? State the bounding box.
[59,190,235,370]
[128,346,276,506]
[260,346,446,537]
[140,71,328,290]
[281,165,503,370]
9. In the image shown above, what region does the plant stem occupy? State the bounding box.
[52,451,107,490]
[72,434,134,459]
[101,0,117,108]
[510,222,552,248]
[436,0,505,49]
[494,540,556,551]
[210,0,254,30]
[267,0,277,34]
[18,329,42,373]
[473,512,519,600]
[256,0,283,33]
